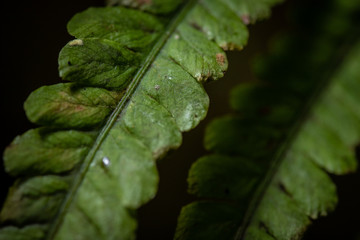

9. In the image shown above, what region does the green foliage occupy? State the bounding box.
[2,0,359,239]
[175,0,360,239]
[0,0,285,239]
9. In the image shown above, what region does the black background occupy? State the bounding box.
[1,0,359,239]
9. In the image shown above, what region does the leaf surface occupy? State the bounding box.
[0,0,282,239]
[175,0,360,239]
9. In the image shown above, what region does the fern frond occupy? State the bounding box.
[0,0,283,239]
[175,0,360,239]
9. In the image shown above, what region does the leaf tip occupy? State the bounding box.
[68,39,83,46]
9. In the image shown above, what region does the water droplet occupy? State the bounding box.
[168,76,173,80]
[102,157,110,167]
[174,34,180,40]
[154,84,160,90]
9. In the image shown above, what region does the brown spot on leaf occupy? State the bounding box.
[241,15,250,25]
[75,105,85,111]
[216,53,226,66]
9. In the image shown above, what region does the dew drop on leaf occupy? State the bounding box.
[102,156,111,167]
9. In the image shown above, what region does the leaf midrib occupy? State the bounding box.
[46,1,197,238]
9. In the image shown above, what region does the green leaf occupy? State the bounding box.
[175,0,360,239]
[4,129,96,176]
[24,83,123,128]
[0,0,283,239]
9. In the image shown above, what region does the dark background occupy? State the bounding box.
[1,0,359,239]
